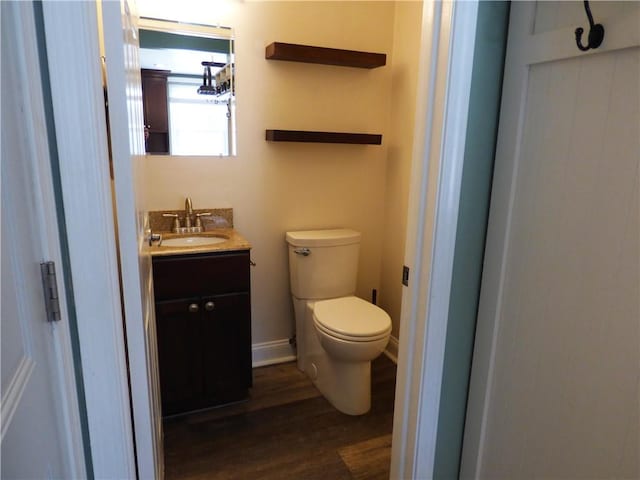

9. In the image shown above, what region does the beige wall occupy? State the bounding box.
[378,1,423,338]
[142,2,403,345]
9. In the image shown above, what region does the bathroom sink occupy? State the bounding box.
[161,235,228,247]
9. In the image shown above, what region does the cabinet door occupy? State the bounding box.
[201,293,252,403]
[141,71,168,131]
[155,298,203,415]
[141,69,169,153]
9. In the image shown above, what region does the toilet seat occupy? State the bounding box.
[314,321,390,342]
[313,296,391,342]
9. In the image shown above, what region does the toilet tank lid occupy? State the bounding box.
[285,229,361,247]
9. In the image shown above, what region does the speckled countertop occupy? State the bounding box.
[148,228,251,257]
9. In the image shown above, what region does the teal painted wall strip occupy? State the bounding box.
[139,29,232,55]
[32,2,95,477]
[433,2,510,479]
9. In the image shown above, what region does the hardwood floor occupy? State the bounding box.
[163,355,397,479]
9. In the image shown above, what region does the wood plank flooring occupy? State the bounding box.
[163,355,397,480]
[338,434,393,480]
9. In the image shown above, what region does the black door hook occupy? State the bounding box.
[575,0,605,51]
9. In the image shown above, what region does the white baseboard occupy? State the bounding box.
[253,336,398,367]
[384,335,399,364]
[252,339,296,368]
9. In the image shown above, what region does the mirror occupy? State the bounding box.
[139,18,236,156]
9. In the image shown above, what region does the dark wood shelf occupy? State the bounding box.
[265,42,386,69]
[265,130,382,145]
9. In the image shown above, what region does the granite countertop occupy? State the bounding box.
[148,228,252,257]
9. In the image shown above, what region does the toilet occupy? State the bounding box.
[286,229,391,415]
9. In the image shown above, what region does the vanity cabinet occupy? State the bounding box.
[152,250,252,416]
[141,68,170,154]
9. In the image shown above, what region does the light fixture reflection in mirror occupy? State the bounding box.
[139,18,236,157]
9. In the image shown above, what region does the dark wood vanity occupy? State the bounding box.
[152,250,252,416]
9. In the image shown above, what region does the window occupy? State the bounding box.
[167,77,233,156]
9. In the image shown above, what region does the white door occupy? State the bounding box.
[1,2,86,478]
[101,1,163,478]
[462,1,639,478]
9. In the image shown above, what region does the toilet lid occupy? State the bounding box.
[313,296,391,339]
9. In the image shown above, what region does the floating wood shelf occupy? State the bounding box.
[265,42,386,69]
[265,130,382,145]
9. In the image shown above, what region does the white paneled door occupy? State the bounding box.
[1,2,85,478]
[463,1,639,478]
[101,1,163,478]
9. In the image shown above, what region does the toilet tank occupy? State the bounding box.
[286,229,361,299]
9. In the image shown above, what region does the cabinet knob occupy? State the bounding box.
[204,301,215,311]
[188,303,199,313]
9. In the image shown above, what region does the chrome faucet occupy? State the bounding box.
[184,197,193,229]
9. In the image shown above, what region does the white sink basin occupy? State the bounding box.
[161,236,228,247]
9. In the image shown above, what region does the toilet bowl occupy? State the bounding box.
[286,229,392,415]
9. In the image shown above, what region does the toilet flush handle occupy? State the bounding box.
[294,248,311,256]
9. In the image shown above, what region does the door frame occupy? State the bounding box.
[2,3,87,477]
[390,1,480,478]
[39,0,485,477]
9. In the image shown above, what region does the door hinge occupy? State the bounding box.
[40,261,61,322]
